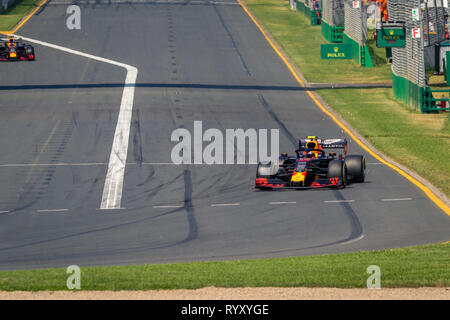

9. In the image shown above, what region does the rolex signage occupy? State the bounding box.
[376,27,406,48]
[320,44,352,59]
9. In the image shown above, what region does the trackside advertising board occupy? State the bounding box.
[320,44,352,59]
[376,27,406,48]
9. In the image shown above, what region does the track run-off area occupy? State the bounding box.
[0,0,449,270]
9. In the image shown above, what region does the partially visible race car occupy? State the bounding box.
[0,36,35,61]
[255,136,366,190]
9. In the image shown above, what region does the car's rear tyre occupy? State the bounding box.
[345,155,365,183]
[327,160,347,187]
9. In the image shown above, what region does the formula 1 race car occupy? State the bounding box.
[255,136,366,190]
[0,36,35,61]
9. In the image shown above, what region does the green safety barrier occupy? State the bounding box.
[311,9,322,25]
[392,71,425,112]
[444,51,450,86]
[360,45,373,68]
[296,1,321,25]
[321,20,344,43]
[296,1,310,20]
[392,71,450,113]
[422,87,450,113]
[444,58,447,85]
[342,33,373,67]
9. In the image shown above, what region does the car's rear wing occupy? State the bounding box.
[299,138,348,155]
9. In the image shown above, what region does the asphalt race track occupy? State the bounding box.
[0,0,449,270]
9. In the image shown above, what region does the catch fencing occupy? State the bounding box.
[321,0,368,42]
[322,0,345,26]
[321,0,345,42]
[344,0,368,44]
[388,0,448,111]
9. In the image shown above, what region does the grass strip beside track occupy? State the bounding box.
[0,0,42,31]
[0,244,448,291]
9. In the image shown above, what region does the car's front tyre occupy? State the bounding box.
[327,160,347,188]
[345,155,366,183]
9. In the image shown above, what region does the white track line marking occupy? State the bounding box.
[338,234,365,246]
[0,163,107,167]
[381,198,413,202]
[15,35,139,210]
[141,163,181,165]
[324,200,355,203]
[0,162,255,167]
[100,68,138,209]
[36,209,69,213]
[0,211,10,214]
[153,205,184,209]
[269,201,296,205]
[210,203,241,207]
[140,163,254,166]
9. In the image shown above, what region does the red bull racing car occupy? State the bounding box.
[255,136,366,190]
[0,36,35,61]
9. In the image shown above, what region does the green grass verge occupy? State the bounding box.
[0,0,42,31]
[246,0,392,83]
[0,244,448,291]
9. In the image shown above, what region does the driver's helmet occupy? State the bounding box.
[7,37,15,47]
